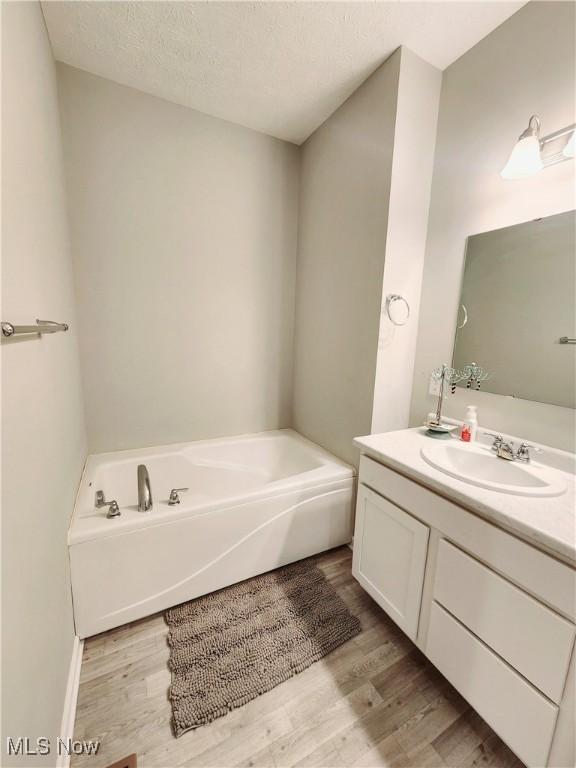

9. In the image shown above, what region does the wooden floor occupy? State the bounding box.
[72,548,524,768]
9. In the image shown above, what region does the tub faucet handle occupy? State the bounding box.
[168,488,189,505]
[95,491,121,518]
[104,500,121,518]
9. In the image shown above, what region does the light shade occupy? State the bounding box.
[563,131,575,158]
[501,135,543,179]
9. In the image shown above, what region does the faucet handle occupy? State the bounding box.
[168,488,189,505]
[95,492,121,518]
[104,500,121,518]
[483,432,503,451]
[516,443,542,463]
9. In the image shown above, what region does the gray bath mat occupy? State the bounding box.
[165,556,361,736]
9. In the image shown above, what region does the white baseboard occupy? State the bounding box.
[56,635,84,768]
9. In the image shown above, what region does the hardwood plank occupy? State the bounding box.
[236,745,278,768]
[458,732,525,768]
[432,709,493,767]
[333,689,430,765]
[349,734,407,768]
[394,690,469,757]
[292,740,348,768]
[182,707,293,768]
[270,683,383,767]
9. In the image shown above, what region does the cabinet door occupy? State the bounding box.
[352,484,429,640]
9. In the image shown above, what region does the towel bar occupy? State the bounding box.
[1,319,69,338]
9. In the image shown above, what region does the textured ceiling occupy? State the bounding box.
[42,1,525,144]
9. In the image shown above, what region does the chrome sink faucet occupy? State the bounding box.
[137,464,153,511]
[497,441,516,461]
[484,433,541,463]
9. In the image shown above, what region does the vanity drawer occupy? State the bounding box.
[426,601,558,768]
[358,454,576,620]
[434,539,575,703]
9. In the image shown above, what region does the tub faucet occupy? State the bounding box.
[137,464,153,511]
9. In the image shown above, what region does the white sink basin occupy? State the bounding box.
[421,442,567,497]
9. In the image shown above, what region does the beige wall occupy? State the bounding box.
[57,65,300,454]
[1,4,87,765]
[371,49,441,434]
[292,50,400,466]
[292,48,440,465]
[410,1,576,450]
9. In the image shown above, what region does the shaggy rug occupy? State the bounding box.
[165,556,361,736]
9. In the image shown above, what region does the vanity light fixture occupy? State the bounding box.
[501,115,542,179]
[501,114,576,179]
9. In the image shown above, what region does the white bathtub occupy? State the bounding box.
[69,429,355,637]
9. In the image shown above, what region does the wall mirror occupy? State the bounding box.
[452,210,575,409]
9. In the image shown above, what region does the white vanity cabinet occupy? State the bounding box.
[352,453,576,768]
[352,485,429,640]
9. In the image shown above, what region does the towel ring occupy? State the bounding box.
[386,294,410,326]
[457,304,468,330]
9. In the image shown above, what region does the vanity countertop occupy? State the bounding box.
[354,428,576,565]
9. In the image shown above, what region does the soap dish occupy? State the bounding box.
[423,420,458,434]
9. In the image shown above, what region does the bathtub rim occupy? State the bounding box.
[69,476,355,547]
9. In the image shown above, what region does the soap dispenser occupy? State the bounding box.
[460,405,478,442]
